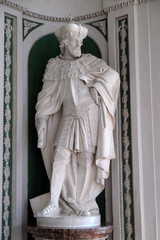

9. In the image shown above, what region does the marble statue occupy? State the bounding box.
[31,23,120,226]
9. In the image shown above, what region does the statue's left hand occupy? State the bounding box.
[90,87,101,105]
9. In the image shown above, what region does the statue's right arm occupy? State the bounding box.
[36,80,56,148]
[35,58,62,148]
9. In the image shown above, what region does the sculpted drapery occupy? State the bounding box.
[35,53,120,215]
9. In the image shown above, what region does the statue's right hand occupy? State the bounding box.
[37,118,47,148]
[37,129,45,148]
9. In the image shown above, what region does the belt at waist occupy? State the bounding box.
[62,102,97,116]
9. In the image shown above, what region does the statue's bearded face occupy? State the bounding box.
[65,37,83,58]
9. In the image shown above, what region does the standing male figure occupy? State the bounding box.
[35,23,120,217]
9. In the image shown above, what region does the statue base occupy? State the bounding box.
[37,214,100,228]
[27,223,113,240]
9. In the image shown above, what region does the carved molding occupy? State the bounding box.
[92,20,107,36]
[11,13,17,240]
[3,15,13,240]
[23,19,38,37]
[86,18,108,41]
[23,18,44,40]
[91,19,108,41]
[0,0,154,22]
[116,15,135,240]
[119,19,133,239]
[2,14,17,240]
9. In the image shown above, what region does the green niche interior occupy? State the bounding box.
[28,33,105,231]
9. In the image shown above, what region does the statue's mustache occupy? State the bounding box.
[73,47,81,50]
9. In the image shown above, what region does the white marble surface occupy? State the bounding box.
[33,23,120,222]
[37,214,100,229]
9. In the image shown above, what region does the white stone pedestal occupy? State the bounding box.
[37,214,100,229]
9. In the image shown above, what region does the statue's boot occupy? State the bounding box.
[36,202,59,217]
[67,198,91,216]
[36,147,71,217]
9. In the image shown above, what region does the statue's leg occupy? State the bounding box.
[36,146,71,216]
[65,152,95,215]
[50,146,71,205]
[76,151,104,215]
[77,152,94,201]
[57,151,94,216]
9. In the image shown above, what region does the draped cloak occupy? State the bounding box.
[32,54,120,215]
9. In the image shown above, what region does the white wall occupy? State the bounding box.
[11,0,103,17]
[148,0,160,238]
[131,1,160,239]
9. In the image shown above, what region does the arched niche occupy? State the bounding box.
[27,33,106,232]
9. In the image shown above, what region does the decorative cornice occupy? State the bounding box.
[104,0,153,13]
[0,0,154,22]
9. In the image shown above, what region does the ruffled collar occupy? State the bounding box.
[43,54,97,82]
